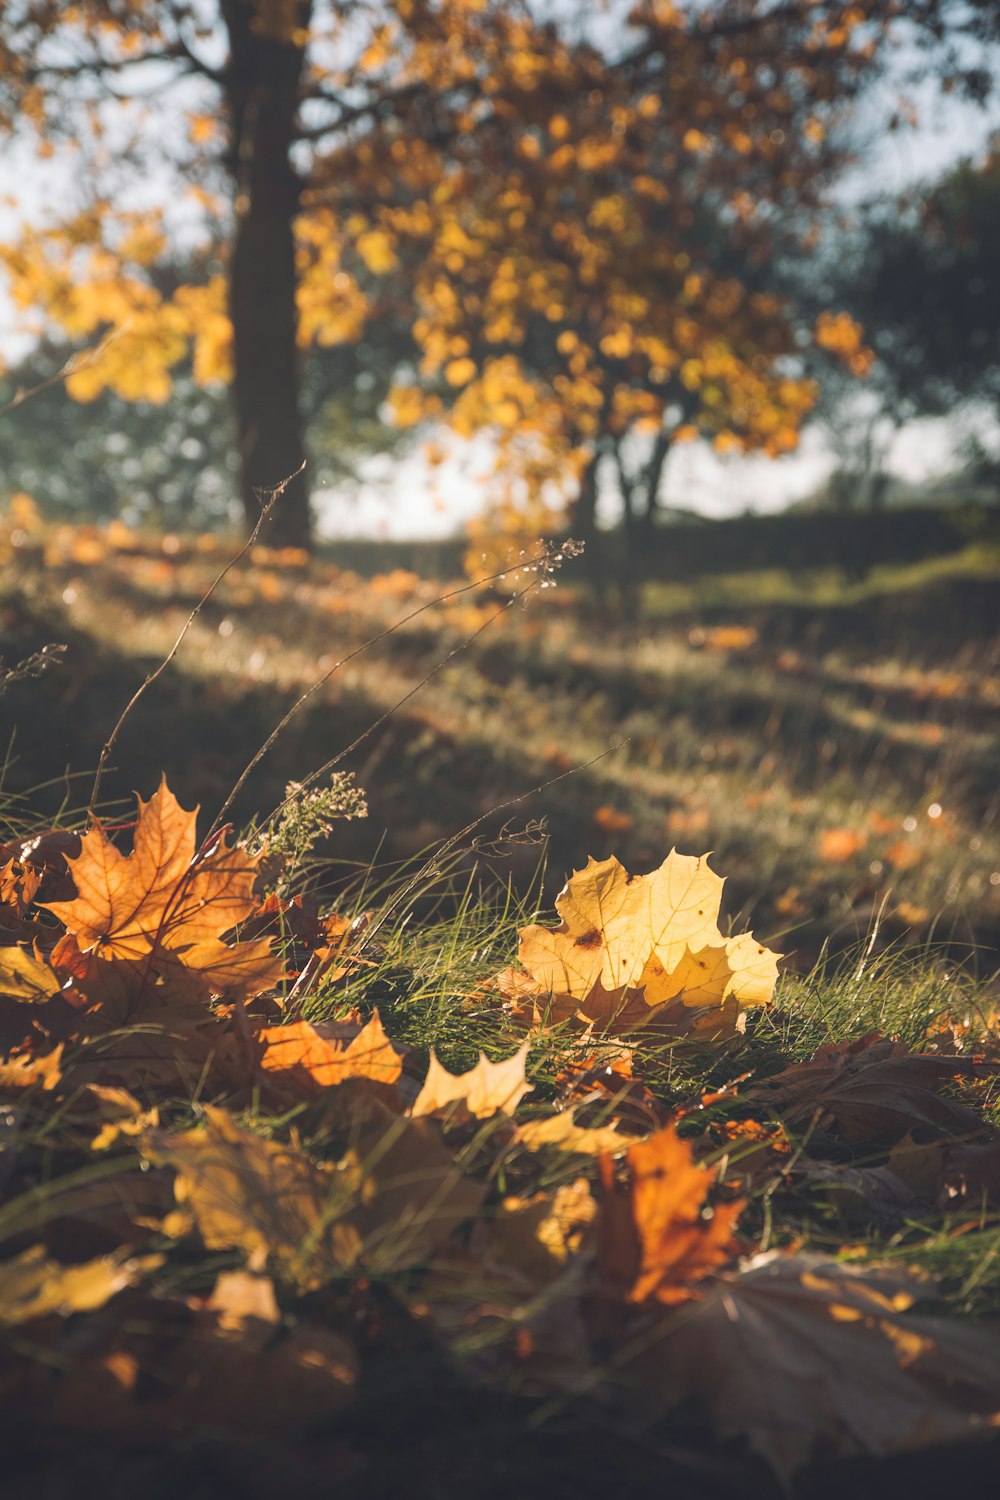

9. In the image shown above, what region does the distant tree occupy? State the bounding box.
[852,144,1000,423]
[0,2,993,549]
[0,309,416,529]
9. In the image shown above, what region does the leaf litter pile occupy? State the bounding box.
[2,777,1000,1496]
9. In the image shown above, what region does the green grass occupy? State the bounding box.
[6,522,1000,979]
[641,540,1000,617]
[3,555,1000,1495]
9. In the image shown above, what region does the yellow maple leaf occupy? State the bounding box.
[411,1038,533,1119]
[515,852,778,1036]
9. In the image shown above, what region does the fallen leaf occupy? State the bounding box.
[0,1043,63,1092]
[44,778,266,963]
[941,1139,1000,1204]
[207,1268,281,1333]
[0,945,61,1003]
[49,932,226,1087]
[85,1084,160,1152]
[633,1252,1000,1479]
[597,1125,742,1305]
[170,935,286,1002]
[516,1109,641,1156]
[818,828,866,863]
[0,857,41,917]
[412,1038,533,1120]
[0,1244,156,1325]
[515,853,778,1037]
[592,805,633,834]
[147,1103,484,1285]
[519,853,723,1002]
[747,1033,996,1142]
[258,1009,403,1094]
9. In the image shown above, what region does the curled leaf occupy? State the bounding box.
[0,945,61,1004]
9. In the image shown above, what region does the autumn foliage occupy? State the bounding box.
[1,775,999,1486]
[0,0,908,546]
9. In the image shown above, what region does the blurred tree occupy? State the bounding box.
[850,144,1000,424]
[0,312,416,529]
[0,2,993,549]
[1,341,237,525]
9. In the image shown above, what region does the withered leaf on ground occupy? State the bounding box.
[0,1244,157,1325]
[49,932,227,1088]
[43,780,275,983]
[631,1252,1000,1480]
[414,1181,596,1396]
[597,1124,743,1305]
[0,945,61,1004]
[516,1108,641,1156]
[0,1043,63,1092]
[411,1037,533,1120]
[146,1103,484,1285]
[747,1032,997,1142]
[514,853,778,1039]
[257,1009,404,1095]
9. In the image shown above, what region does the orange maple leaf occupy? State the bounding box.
[598,1124,742,1304]
[257,1010,403,1093]
[43,778,268,965]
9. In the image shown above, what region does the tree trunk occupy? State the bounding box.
[569,450,607,607]
[221,0,313,548]
[613,432,671,623]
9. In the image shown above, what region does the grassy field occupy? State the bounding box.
[2,510,1000,1496]
[3,513,1000,966]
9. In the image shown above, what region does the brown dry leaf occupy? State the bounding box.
[471,1179,596,1285]
[258,1009,403,1094]
[171,935,286,1002]
[636,1251,1000,1480]
[0,945,61,1003]
[85,1085,160,1152]
[146,1105,355,1286]
[941,1139,1000,1205]
[0,858,41,916]
[0,1043,63,1092]
[49,932,227,1087]
[747,1033,996,1142]
[0,1288,357,1439]
[598,1124,742,1305]
[415,1181,596,1396]
[516,1109,641,1157]
[147,1103,484,1285]
[809,1126,996,1224]
[207,1268,281,1333]
[411,1038,532,1120]
[337,1117,486,1273]
[516,853,777,1037]
[0,1244,157,1325]
[43,778,266,963]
